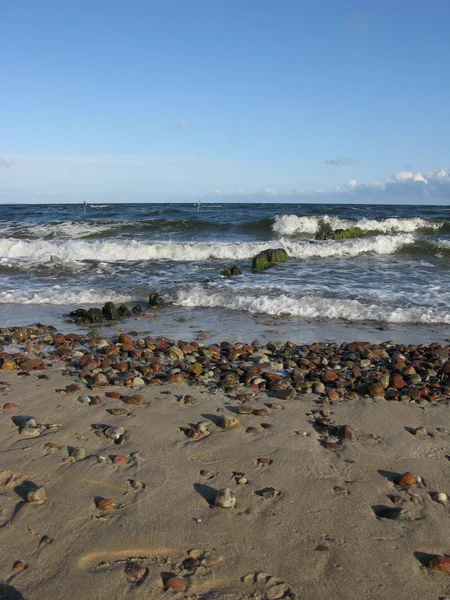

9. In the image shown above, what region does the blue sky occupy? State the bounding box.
[2,0,450,203]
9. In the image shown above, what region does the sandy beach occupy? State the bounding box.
[1,325,450,600]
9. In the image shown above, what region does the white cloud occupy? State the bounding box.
[325,156,359,166]
[0,157,13,168]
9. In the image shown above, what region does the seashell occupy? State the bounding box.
[434,492,448,503]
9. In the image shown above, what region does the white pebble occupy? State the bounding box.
[434,492,448,504]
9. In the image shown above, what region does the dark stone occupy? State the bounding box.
[132,304,143,315]
[149,293,166,307]
[102,302,119,321]
[87,308,103,323]
[118,304,131,318]
[221,265,242,277]
[69,308,89,323]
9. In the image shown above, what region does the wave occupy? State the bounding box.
[272,214,443,236]
[175,287,450,324]
[0,234,415,263]
[0,286,132,305]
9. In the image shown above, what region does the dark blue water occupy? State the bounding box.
[0,203,449,326]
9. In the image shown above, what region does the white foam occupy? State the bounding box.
[175,287,450,324]
[0,234,414,263]
[0,286,132,305]
[272,214,440,236]
[435,239,450,250]
[0,221,113,239]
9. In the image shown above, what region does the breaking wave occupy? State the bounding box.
[175,287,450,324]
[272,214,442,236]
[0,234,415,264]
[0,286,132,305]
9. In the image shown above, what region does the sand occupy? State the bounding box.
[1,362,450,600]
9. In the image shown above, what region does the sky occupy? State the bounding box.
[1,0,450,203]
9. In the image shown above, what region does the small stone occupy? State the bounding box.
[127,394,146,406]
[413,426,428,436]
[428,555,450,574]
[13,561,27,571]
[315,545,330,552]
[257,457,272,465]
[266,584,290,600]
[398,472,417,487]
[125,564,147,581]
[131,377,145,387]
[434,492,448,504]
[113,455,128,464]
[333,487,347,495]
[45,442,63,452]
[96,498,118,511]
[253,408,270,417]
[104,426,125,440]
[238,405,254,415]
[71,447,86,461]
[246,426,259,434]
[164,577,188,591]
[3,403,19,410]
[2,359,17,370]
[218,415,240,430]
[215,488,236,508]
[255,487,280,499]
[26,486,47,505]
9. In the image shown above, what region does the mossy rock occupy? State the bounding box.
[149,292,166,307]
[330,226,363,240]
[252,248,289,271]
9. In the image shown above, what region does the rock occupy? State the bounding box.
[3,402,19,410]
[434,492,448,503]
[255,487,280,499]
[321,370,339,383]
[272,387,296,400]
[148,292,166,307]
[113,455,128,464]
[125,564,147,582]
[104,426,125,440]
[96,498,118,511]
[369,383,385,398]
[93,373,108,386]
[26,486,48,505]
[13,560,27,571]
[215,488,236,508]
[315,222,363,240]
[71,447,86,461]
[218,415,240,430]
[238,405,254,415]
[127,394,146,405]
[413,426,428,436]
[189,362,203,376]
[428,555,450,574]
[252,248,288,270]
[2,359,16,370]
[164,577,188,591]
[87,308,103,324]
[118,333,134,345]
[102,302,119,321]
[118,304,131,318]
[398,472,416,487]
[257,457,273,465]
[221,265,242,277]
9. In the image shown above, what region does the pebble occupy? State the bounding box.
[26,486,48,505]
[398,472,417,487]
[215,488,236,508]
[413,426,428,436]
[104,426,125,440]
[125,564,147,581]
[218,415,240,430]
[96,498,118,511]
[13,561,27,571]
[255,487,280,499]
[164,577,188,591]
[376,506,411,520]
[127,394,146,405]
[434,492,448,503]
[428,555,450,574]
[257,457,273,465]
[71,447,86,461]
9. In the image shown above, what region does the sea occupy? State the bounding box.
[0,202,449,345]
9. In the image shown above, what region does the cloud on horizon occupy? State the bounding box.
[325,156,359,166]
[0,157,13,168]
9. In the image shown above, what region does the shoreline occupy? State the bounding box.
[0,303,449,347]
[0,325,449,599]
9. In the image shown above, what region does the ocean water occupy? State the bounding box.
[0,202,449,341]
